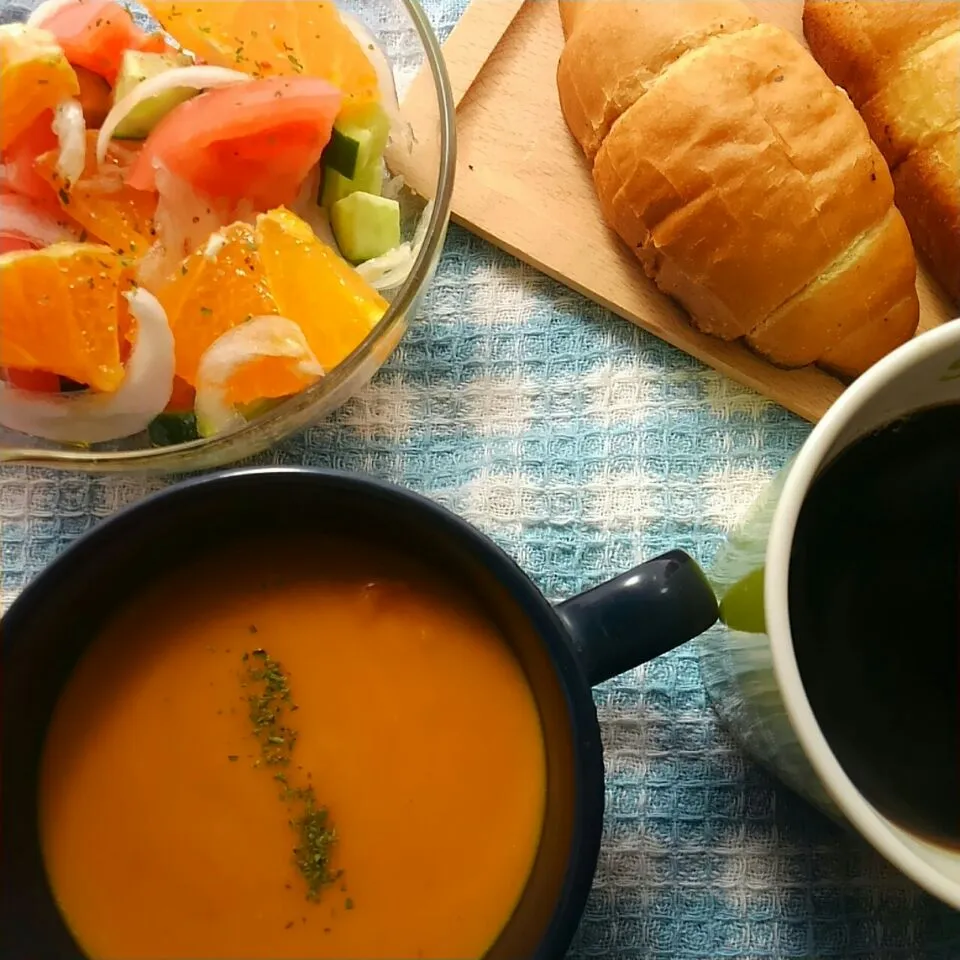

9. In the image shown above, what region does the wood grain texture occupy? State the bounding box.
[388,0,956,422]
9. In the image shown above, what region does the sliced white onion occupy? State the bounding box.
[339,10,400,127]
[26,0,77,27]
[134,244,171,290]
[154,163,232,258]
[97,66,252,165]
[232,199,258,226]
[203,231,227,259]
[356,199,433,291]
[137,163,233,287]
[0,193,79,246]
[0,288,175,443]
[52,99,86,185]
[353,241,412,288]
[194,316,324,437]
[381,170,406,202]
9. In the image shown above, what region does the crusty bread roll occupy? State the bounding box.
[556,1,920,375]
[804,1,960,303]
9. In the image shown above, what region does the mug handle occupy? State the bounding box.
[556,550,719,686]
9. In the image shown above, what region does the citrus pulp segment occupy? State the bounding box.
[145,1,379,107]
[256,207,386,370]
[36,132,157,255]
[156,221,276,384]
[0,24,79,151]
[155,208,388,406]
[0,243,130,391]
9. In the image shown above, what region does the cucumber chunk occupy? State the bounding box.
[113,50,196,140]
[321,157,384,210]
[323,126,366,180]
[148,412,199,446]
[331,192,401,264]
[322,103,390,179]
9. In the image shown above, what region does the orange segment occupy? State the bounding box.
[36,132,157,255]
[155,207,387,405]
[0,24,80,151]
[156,222,276,383]
[256,207,386,370]
[145,1,378,105]
[224,353,317,406]
[0,243,128,391]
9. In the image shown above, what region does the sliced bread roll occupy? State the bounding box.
[557,1,920,374]
[804,1,960,303]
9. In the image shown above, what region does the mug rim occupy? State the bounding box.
[764,321,960,909]
[1,466,606,959]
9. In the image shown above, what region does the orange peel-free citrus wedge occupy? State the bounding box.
[157,207,387,402]
[157,221,277,384]
[36,132,158,255]
[144,1,379,105]
[0,243,131,392]
[0,287,175,443]
[0,24,80,151]
[194,315,323,436]
[256,207,387,370]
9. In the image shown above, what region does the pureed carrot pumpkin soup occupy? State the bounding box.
[39,535,547,960]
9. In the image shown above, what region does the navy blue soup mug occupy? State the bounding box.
[2,467,718,959]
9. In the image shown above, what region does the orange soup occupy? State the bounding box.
[40,536,547,960]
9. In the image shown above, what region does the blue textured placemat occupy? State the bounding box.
[2,1,959,956]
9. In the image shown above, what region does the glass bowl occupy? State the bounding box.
[0,0,456,473]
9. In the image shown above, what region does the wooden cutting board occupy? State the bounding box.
[388,0,955,422]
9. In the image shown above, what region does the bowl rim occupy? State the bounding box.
[0,0,457,471]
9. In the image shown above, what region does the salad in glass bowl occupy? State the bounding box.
[0,0,454,471]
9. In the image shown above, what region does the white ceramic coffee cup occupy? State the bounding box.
[698,319,960,910]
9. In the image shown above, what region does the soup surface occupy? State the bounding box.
[41,536,547,959]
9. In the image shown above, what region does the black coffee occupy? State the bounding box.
[789,403,960,845]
